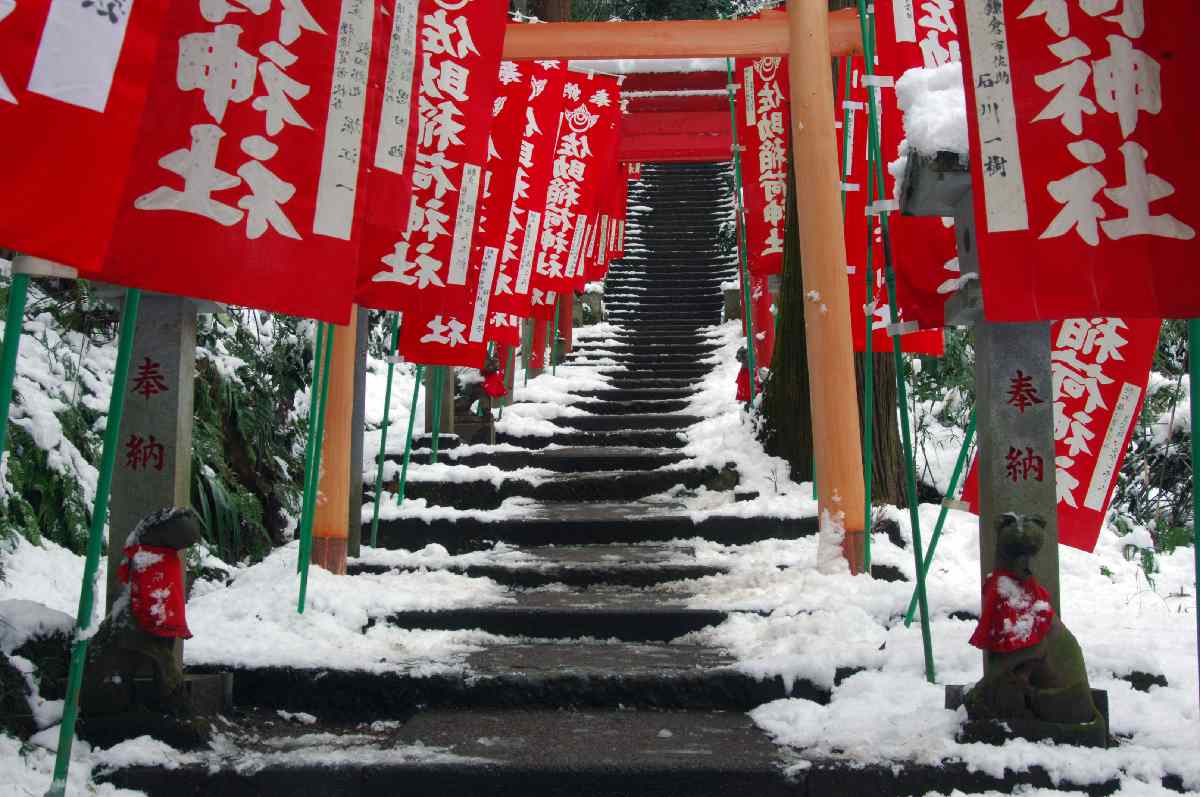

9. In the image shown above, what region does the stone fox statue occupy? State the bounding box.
[81,507,207,746]
[964,513,1102,728]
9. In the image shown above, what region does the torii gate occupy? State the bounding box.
[507,6,868,568]
[317,7,871,572]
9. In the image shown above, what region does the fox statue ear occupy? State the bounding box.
[1028,515,1047,530]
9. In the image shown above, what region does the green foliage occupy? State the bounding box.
[571,0,737,20]
[2,425,91,554]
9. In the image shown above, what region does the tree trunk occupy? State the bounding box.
[760,152,814,483]
[856,351,906,508]
[530,0,572,20]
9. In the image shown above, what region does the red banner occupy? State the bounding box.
[953,1,1200,321]
[103,0,377,324]
[357,0,506,322]
[0,1,168,274]
[961,318,1160,552]
[838,56,944,356]
[874,0,963,332]
[736,56,789,277]
[487,60,566,345]
[530,71,621,318]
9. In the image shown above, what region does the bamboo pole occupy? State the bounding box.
[310,307,358,576]
[395,364,424,507]
[502,9,863,60]
[787,1,867,573]
[47,289,142,797]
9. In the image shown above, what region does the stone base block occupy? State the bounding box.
[945,685,1110,748]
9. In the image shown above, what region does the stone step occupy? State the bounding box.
[497,429,688,450]
[572,340,721,355]
[101,710,804,797]
[383,587,733,641]
[350,543,723,588]
[395,446,688,474]
[564,397,693,415]
[566,352,718,367]
[607,313,723,327]
[576,387,698,402]
[370,504,818,551]
[101,711,1125,797]
[388,465,723,510]
[194,640,822,717]
[548,413,703,432]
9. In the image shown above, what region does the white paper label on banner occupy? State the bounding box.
[743,65,756,127]
[516,210,542,294]
[893,0,917,42]
[314,0,374,240]
[448,164,482,285]
[28,0,134,111]
[1083,383,1141,511]
[470,246,499,343]
[375,0,419,174]
[565,217,589,279]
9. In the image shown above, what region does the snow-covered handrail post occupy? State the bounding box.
[855,0,935,681]
[785,1,868,574]
[47,287,142,797]
[369,314,402,549]
[723,57,758,405]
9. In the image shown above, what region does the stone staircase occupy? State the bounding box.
[103,162,824,795]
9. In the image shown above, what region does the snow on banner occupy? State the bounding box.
[961,317,1161,552]
[952,0,1200,321]
[0,0,168,274]
[874,0,964,333]
[736,56,789,278]
[839,55,944,356]
[358,0,507,325]
[485,61,561,348]
[103,0,374,324]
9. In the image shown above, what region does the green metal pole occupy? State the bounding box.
[47,288,142,797]
[369,314,402,548]
[395,364,425,507]
[1189,320,1200,713]
[298,324,335,613]
[500,346,515,420]
[724,57,758,404]
[430,366,445,464]
[857,0,935,682]
[296,323,328,573]
[905,411,977,626]
[0,272,30,470]
[523,320,532,387]
[551,298,560,376]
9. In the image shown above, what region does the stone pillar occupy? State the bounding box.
[346,308,369,559]
[105,294,198,611]
[423,365,455,437]
[974,322,1061,616]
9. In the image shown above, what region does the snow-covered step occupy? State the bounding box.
[396,446,689,474]
[350,543,728,588]
[547,413,703,432]
[101,709,804,797]
[497,429,688,450]
[369,503,819,551]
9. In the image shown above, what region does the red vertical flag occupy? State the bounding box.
[103,0,378,324]
[951,1,1200,320]
[486,60,566,347]
[0,0,168,274]
[529,72,621,320]
[736,56,789,277]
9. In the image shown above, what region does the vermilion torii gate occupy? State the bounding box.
[496,5,871,569]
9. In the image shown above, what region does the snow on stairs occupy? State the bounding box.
[103,163,821,796]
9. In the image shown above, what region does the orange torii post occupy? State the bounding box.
[503,8,868,571]
[311,307,359,575]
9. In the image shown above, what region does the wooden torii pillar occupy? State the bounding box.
[503,8,868,570]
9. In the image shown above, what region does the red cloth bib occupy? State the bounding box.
[117,545,193,640]
[969,569,1053,653]
[482,371,508,399]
